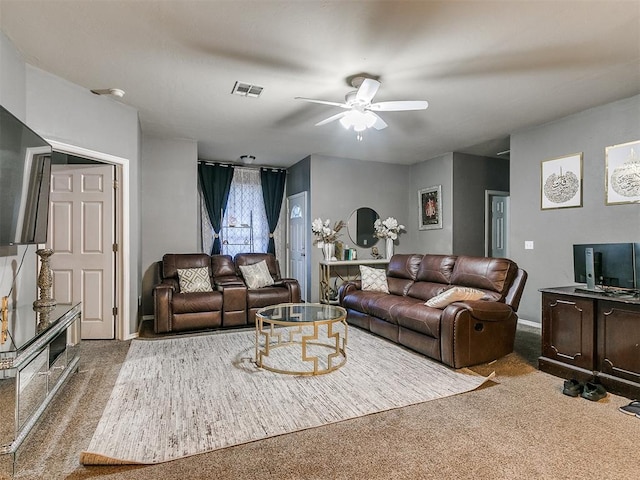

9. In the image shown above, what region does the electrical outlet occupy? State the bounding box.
[525,241,534,250]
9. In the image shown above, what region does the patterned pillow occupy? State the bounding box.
[425,286,485,308]
[239,260,275,289]
[360,265,389,293]
[176,267,213,293]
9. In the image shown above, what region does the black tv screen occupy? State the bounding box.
[0,105,52,246]
[573,243,636,290]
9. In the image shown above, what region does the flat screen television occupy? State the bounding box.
[0,105,52,246]
[573,243,637,291]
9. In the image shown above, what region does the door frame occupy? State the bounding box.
[47,140,130,341]
[286,191,308,301]
[484,190,510,258]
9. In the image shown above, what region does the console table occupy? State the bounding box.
[319,259,389,304]
[539,286,639,399]
[0,303,81,477]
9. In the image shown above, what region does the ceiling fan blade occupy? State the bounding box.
[371,113,388,130]
[355,78,380,104]
[315,111,349,127]
[294,97,349,108]
[369,100,429,111]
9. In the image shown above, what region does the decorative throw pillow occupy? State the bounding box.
[177,267,213,293]
[425,286,485,309]
[360,265,389,293]
[239,260,275,289]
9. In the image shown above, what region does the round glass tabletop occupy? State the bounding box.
[256,303,346,324]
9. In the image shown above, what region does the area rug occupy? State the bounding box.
[80,328,493,466]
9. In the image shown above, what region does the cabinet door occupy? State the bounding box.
[597,301,640,385]
[542,293,595,370]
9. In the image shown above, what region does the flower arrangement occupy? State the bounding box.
[311,218,345,244]
[374,217,405,240]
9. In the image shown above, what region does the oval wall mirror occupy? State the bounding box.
[347,207,380,248]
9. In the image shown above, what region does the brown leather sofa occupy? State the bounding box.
[338,254,527,368]
[153,252,301,334]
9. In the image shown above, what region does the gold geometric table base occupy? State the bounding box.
[255,303,348,376]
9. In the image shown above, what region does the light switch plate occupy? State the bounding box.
[525,241,534,250]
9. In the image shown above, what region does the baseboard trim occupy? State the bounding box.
[518,318,541,329]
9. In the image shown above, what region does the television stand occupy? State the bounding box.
[539,286,640,399]
[0,303,81,478]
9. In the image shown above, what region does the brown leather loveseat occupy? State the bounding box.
[153,252,301,334]
[338,254,527,368]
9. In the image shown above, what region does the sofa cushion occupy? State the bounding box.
[449,256,516,299]
[425,286,485,308]
[415,255,457,283]
[360,265,389,293]
[342,290,388,314]
[246,287,292,308]
[391,299,442,338]
[177,267,214,293]
[406,282,448,301]
[172,291,222,314]
[386,254,422,296]
[366,294,409,324]
[239,260,274,289]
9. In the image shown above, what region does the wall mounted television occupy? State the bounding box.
[573,242,637,292]
[0,105,52,246]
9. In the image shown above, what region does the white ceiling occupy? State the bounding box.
[1,1,639,168]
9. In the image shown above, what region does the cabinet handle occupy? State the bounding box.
[37,371,51,377]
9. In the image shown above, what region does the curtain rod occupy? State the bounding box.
[198,160,287,172]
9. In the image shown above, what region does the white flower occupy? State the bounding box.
[374,216,405,239]
[311,218,345,244]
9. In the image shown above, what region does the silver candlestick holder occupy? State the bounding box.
[33,248,57,312]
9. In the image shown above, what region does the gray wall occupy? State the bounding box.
[0,32,36,310]
[453,154,510,256]
[0,31,142,337]
[406,153,454,254]
[307,154,409,302]
[140,135,198,316]
[24,66,141,337]
[510,94,640,323]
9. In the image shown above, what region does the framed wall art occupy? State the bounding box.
[540,153,583,210]
[418,185,442,230]
[605,140,640,205]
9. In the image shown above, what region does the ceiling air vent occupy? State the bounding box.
[231,81,264,98]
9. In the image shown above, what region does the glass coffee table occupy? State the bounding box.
[254,303,347,375]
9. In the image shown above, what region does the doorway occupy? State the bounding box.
[47,140,130,340]
[286,192,308,301]
[485,190,510,258]
[48,163,116,339]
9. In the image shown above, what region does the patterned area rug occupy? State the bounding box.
[80,328,493,465]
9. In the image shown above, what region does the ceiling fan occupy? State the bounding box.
[295,76,428,135]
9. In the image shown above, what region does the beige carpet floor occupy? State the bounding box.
[8,324,640,480]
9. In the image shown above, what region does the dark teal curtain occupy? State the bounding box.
[198,163,234,254]
[260,168,286,255]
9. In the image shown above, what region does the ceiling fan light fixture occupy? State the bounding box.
[339,110,377,132]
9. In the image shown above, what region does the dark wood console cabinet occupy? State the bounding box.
[539,286,640,399]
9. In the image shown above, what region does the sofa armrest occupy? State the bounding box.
[440,301,518,368]
[153,284,174,333]
[449,300,514,322]
[274,278,302,303]
[338,280,361,303]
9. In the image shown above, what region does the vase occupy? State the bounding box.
[322,242,335,261]
[33,248,57,311]
[385,238,394,260]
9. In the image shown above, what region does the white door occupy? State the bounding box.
[48,164,115,339]
[486,191,509,258]
[287,192,308,301]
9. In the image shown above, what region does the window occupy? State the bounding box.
[200,168,270,256]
